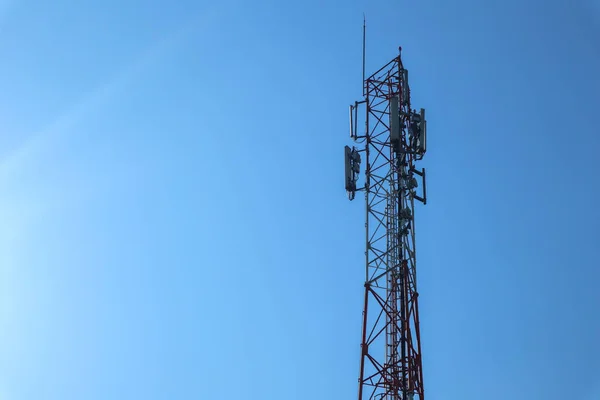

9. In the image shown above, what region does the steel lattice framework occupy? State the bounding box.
[347,49,427,400]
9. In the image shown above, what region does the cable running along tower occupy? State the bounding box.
[344,41,428,400]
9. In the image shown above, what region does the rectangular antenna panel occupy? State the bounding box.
[390,96,400,149]
[419,108,427,153]
[344,145,353,191]
[402,69,409,105]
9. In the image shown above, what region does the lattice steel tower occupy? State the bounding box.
[344,45,428,400]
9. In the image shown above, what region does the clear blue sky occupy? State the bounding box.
[1,0,599,399]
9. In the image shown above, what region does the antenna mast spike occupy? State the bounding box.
[362,15,366,97]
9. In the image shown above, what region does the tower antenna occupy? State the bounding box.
[344,46,429,400]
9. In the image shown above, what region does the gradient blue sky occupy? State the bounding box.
[1,0,599,399]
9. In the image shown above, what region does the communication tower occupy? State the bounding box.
[344,37,428,400]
